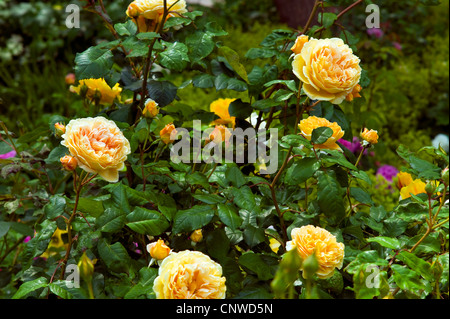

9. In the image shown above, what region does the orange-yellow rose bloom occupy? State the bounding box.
[160,123,177,144]
[153,250,227,299]
[61,117,131,183]
[360,128,379,145]
[287,225,345,279]
[292,37,361,105]
[400,179,426,199]
[70,78,122,105]
[210,98,236,128]
[291,35,309,55]
[126,0,187,32]
[396,172,413,190]
[299,116,345,151]
[147,239,171,260]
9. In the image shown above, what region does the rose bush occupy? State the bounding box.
[0,0,448,301]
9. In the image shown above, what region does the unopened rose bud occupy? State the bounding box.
[65,73,76,85]
[302,253,319,279]
[77,251,95,281]
[159,123,177,145]
[147,239,171,261]
[190,229,203,243]
[291,35,309,55]
[442,167,449,186]
[142,99,159,119]
[425,181,437,196]
[360,128,379,145]
[54,122,66,137]
[60,155,77,171]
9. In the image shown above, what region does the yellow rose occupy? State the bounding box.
[292,37,361,104]
[160,123,177,144]
[147,239,171,260]
[40,228,69,259]
[70,78,122,105]
[126,0,187,32]
[291,35,309,55]
[400,179,426,199]
[360,128,379,145]
[299,116,345,151]
[395,172,413,190]
[153,250,227,299]
[143,98,159,119]
[287,225,345,279]
[210,98,236,128]
[61,117,131,183]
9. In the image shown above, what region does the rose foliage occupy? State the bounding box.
[0,0,448,300]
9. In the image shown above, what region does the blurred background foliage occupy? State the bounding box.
[0,0,448,173]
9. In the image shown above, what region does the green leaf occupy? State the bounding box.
[135,32,160,41]
[114,20,137,36]
[367,236,401,250]
[76,197,104,218]
[397,251,434,282]
[96,207,126,233]
[228,99,253,119]
[12,277,48,299]
[192,74,215,88]
[0,222,10,238]
[172,205,215,234]
[44,195,66,219]
[126,207,169,236]
[217,203,242,230]
[316,171,345,224]
[74,46,114,80]
[193,194,226,205]
[391,264,430,294]
[48,281,74,299]
[103,182,131,214]
[218,46,249,83]
[311,127,333,145]
[238,252,273,281]
[320,12,338,28]
[243,225,265,247]
[245,47,277,60]
[186,31,215,63]
[350,187,374,205]
[146,80,178,107]
[124,268,158,299]
[285,157,320,185]
[159,42,190,72]
[231,186,260,214]
[225,165,246,188]
[97,239,130,273]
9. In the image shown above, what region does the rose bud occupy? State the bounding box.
[60,155,78,171]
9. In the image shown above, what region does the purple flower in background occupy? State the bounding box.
[23,236,31,243]
[339,137,366,154]
[367,28,384,39]
[392,42,402,51]
[0,150,16,159]
[377,165,399,183]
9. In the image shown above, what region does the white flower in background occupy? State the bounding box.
[432,134,449,153]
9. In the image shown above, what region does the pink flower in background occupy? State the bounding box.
[392,42,402,51]
[367,28,384,39]
[377,165,399,183]
[23,236,31,243]
[0,150,16,159]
